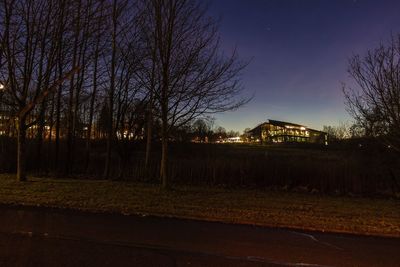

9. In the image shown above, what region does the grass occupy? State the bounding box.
[0,174,399,237]
[2,141,399,195]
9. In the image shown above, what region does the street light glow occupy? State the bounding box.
[0,84,4,90]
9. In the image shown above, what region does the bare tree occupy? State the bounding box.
[0,0,249,183]
[113,29,146,179]
[343,35,400,151]
[322,122,350,142]
[84,0,108,172]
[102,0,118,178]
[0,0,79,181]
[53,0,68,171]
[139,0,249,189]
[213,126,227,141]
[192,117,214,142]
[65,0,101,174]
[135,1,160,173]
[103,0,142,179]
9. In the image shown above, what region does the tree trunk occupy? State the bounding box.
[104,0,118,179]
[160,135,168,189]
[145,43,156,173]
[84,29,100,173]
[54,80,62,173]
[65,0,82,175]
[35,102,46,171]
[145,105,153,171]
[160,111,169,189]
[54,1,66,174]
[47,86,56,172]
[17,117,27,182]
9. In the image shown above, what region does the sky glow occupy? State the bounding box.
[210,0,400,132]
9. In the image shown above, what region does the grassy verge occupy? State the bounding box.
[0,174,399,237]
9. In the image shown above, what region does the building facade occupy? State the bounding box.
[248,119,328,145]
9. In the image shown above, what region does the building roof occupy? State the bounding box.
[267,119,305,128]
[248,119,326,134]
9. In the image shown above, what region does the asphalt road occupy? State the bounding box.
[0,205,399,267]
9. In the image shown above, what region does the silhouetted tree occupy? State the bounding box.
[140,0,249,189]
[103,0,139,179]
[344,35,400,152]
[322,122,350,142]
[0,0,79,181]
[84,0,108,172]
[192,118,213,142]
[227,130,240,138]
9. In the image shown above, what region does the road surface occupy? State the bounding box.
[0,205,399,266]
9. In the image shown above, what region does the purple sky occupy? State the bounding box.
[209,0,400,132]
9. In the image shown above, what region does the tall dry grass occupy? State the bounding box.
[0,137,399,196]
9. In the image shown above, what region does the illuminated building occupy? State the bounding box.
[248,119,328,145]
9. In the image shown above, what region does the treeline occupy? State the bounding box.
[0,0,248,186]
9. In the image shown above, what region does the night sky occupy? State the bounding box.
[210,0,400,132]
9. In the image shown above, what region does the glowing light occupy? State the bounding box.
[226,136,242,143]
[300,127,306,130]
[0,84,4,91]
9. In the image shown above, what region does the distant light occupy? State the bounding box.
[0,84,4,91]
[300,127,306,130]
